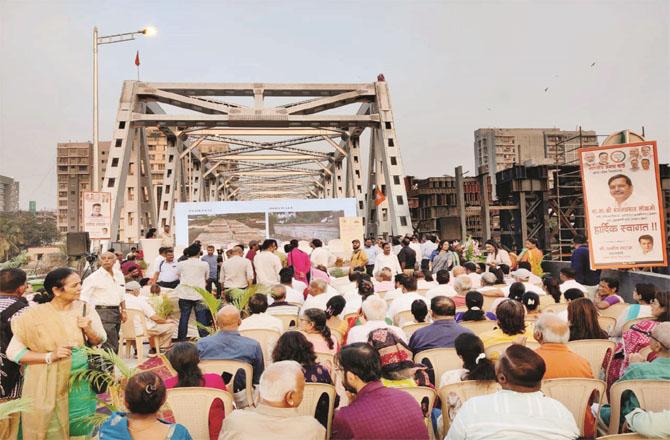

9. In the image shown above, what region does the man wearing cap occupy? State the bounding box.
[504,268,545,296]
[124,281,177,354]
[349,239,368,273]
[81,251,127,354]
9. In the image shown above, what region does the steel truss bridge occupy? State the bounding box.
[103,80,413,242]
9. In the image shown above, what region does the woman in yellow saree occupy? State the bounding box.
[8,267,105,439]
[519,238,544,277]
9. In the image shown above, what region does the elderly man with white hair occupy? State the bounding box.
[451,274,472,308]
[124,281,177,353]
[220,360,325,440]
[347,296,407,344]
[533,313,593,379]
[505,268,544,295]
[301,278,334,313]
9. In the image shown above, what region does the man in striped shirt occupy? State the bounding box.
[0,268,30,440]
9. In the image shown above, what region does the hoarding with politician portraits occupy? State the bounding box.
[580,141,667,269]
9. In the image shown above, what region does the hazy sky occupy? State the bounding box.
[1,0,668,209]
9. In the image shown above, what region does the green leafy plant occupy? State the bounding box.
[153,294,176,320]
[329,268,347,278]
[0,398,32,420]
[192,285,257,336]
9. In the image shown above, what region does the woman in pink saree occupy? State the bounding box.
[606,290,669,391]
[287,239,311,284]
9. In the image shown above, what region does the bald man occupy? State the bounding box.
[81,251,127,354]
[197,305,264,406]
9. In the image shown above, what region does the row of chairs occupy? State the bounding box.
[414,339,616,390]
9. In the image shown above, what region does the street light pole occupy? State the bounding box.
[92,26,156,192]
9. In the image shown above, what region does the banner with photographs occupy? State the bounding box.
[82,191,112,239]
[580,141,667,269]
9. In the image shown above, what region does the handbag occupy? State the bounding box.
[81,302,109,394]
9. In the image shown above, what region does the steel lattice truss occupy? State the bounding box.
[102,81,413,242]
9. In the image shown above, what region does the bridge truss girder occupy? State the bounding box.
[103,81,413,242]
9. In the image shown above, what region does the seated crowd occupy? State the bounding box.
[0,234,669,440]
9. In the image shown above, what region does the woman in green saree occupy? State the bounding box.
[8,267,106,439]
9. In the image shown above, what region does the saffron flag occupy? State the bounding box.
[135,51,140,66]
[374,187,386,206]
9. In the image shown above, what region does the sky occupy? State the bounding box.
[1,0,668,210]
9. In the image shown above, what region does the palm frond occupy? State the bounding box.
[69,367,114,391]
[154,294,176,319]
[82,346,137,379]
[230,285,256,311]
[195,321,214,336]
[0,398,32,420]
[192,285,222,332]
[78,412,111,428]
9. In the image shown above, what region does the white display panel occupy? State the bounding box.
[175,198,358,247]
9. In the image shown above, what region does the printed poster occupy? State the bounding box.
[579,141,667,269]
[83,191,111,239]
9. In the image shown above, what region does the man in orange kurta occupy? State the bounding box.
[534,313,595,437]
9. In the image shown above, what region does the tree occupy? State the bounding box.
[0,212,60,261]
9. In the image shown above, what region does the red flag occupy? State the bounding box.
[374,187,386,206]
[134,51,140,66]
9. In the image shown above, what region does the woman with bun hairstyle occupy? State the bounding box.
[7,267,106,439]
[99,371,192,439]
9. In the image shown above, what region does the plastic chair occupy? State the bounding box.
[622,318,651,334]
[438,380,500,435]
[297,383,336,440]
[541,302,568,313]
[485,341,540,359]
[402,322,430,338]
[459,320,498,335]
[330,327,344,345]
[395,310,415,326]
[402,386,438,440]
[598,303,629,319]
[240,328,281,368]
[414,348,463,386]
[567,339,616,381]
[597,316,617,336]
[607,380,670,434]
[199,360,254,407]
[596,434,652,439]
[120,309,148,362]
[166,387,233,440]
[315,352,335,372]
[273,313,299,330]
[541,378,605,436]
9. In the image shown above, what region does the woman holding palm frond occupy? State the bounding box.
[7,267,105,439]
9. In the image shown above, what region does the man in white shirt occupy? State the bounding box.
[558,267,587,294]
[81,251,127,354]
[420,235,438,271]
[301,279,334,313]
[347,296,407,344]
[463,262,482,289]
[152,248,180,289]
[373,243,402,277]
[425,270,458,302]
[124,281,177,353]
[387,276,428,324]
[240,293,284,334]
[309,239,333,269]
[446,344,580,440]
[362,238,378,276]
[220,245,254,291]
[158,224,174,247]
[505,269,545,296]
[149,246,167,280]
[175,244,211,340]
[254,240,282,294]
[275,268,305,305]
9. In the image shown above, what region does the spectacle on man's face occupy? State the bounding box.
[608,177,632,203]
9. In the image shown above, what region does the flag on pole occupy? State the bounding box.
[134,51,140,66]
[374,187,386,206]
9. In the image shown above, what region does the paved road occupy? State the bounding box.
[193,218,265,246]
